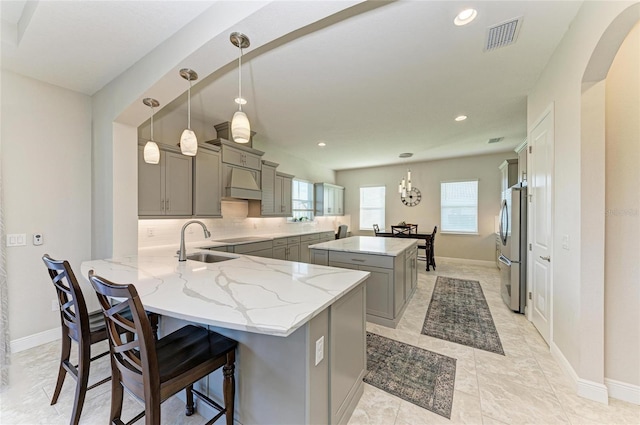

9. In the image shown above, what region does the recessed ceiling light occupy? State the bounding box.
[317,142,326,147]
[234,97,247,105]
[455,115,468,121]
[454,8,477,26]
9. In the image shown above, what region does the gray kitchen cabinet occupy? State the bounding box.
[314,183,345,216]
[138,145,192,217]
[275,172,293,216]
[273,236,300,261]
[248,161,294,217]
[515,139,528,183]
[318,231,336,242]
[193,146,222,217]
[299,233,320,263]
[322,249,411,327]
[228,240,274,258]
[404,245,418,302]
[500,159,519,193]
[330,283,366,425]
[258,161,277,215]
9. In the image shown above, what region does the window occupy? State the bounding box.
[440,180,478,233]
[291,179,314,221]
[360,186,385,230]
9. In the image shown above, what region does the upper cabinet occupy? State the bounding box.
[515,140,527,184]
[275,172,293,216]
[315,183,345,216]
[138,145,193,217]
[248,160,294,217]
[499,159,518,194]
[193,145,222,217]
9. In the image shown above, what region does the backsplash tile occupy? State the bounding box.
[138,201,351,248]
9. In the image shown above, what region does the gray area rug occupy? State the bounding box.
[364,332,456,419]
[422,276,505,355]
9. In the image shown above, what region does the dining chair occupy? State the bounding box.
[336,224,348,239]
[42,254,112,425]
[88,271,238,425]
[426,226,438,271]
[373,224,380,235]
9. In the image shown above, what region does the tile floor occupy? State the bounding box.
[1,258,638,424]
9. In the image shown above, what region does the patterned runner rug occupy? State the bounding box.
[421,276,505,355]
[364,332,456,419]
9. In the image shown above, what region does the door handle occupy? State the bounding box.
[540,255,551,262]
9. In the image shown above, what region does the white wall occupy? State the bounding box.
[527,0,639,399]
[336,152,514,262]
[604,21,640,388]
[1,71,93,342]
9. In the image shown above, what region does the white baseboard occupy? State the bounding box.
[605,378,640,405]
[436,256,496,268]
[550,342,609,404]
[10,327,60,353]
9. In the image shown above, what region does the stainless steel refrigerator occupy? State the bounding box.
[498,183,527,313]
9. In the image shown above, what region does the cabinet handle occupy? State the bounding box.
[161,199,165,211]
[351,258,365,262]
[166,199,170,211]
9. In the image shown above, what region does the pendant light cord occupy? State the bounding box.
[187,80,192,129]
[150,105,154,140]
[238,45,243,111]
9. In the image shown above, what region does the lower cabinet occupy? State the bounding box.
[311,246,417,328]
[273,236,300,261]
[229,240,274,258]
[299,233,320,263]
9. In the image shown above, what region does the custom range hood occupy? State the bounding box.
[227,167,261,200]
[206,124,264,201]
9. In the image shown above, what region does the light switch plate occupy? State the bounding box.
[315,336,324,366]
[6,234,26,247]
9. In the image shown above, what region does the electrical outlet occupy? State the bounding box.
[51,299,58,312]
[33,233,43,245]
[562,234,569,250]
[315,336,324,366]
[147,227,155,237]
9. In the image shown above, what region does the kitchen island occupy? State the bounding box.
[309,236,418,328]
[81,248,369,425]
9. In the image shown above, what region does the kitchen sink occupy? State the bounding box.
[186,253,237,263]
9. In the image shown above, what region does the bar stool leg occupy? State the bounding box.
[51,334,71,405]
[223,352,236,425]
[185,384,195,416]
[70,342,91,425]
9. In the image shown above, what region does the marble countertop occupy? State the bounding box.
[308,236,417,256]
[81,247,369,338]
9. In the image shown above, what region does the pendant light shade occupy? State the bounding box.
[180,128,198,156]
[231,110,251,144]
[230,32,251,144]
[142,98,160,165]
[144,141,160,164]
[179,68,198,156]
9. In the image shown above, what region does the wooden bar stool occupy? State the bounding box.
[88,271,238,425]
[42,254,112,425]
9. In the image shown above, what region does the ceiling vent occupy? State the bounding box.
[488,137,504,144]
[485,17,523,51]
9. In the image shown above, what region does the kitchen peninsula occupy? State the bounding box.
[309,236,418,328]
[81,247,369,425]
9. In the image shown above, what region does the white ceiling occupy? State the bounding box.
[1,1,583,171]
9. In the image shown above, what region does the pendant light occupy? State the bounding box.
[398,153,413,198]
[142,98,160,164]
[230,32,251,144]
[179,68,198,156]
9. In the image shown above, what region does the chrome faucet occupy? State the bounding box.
[178,220,211,261]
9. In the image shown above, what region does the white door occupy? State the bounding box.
[529,107,554,343]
